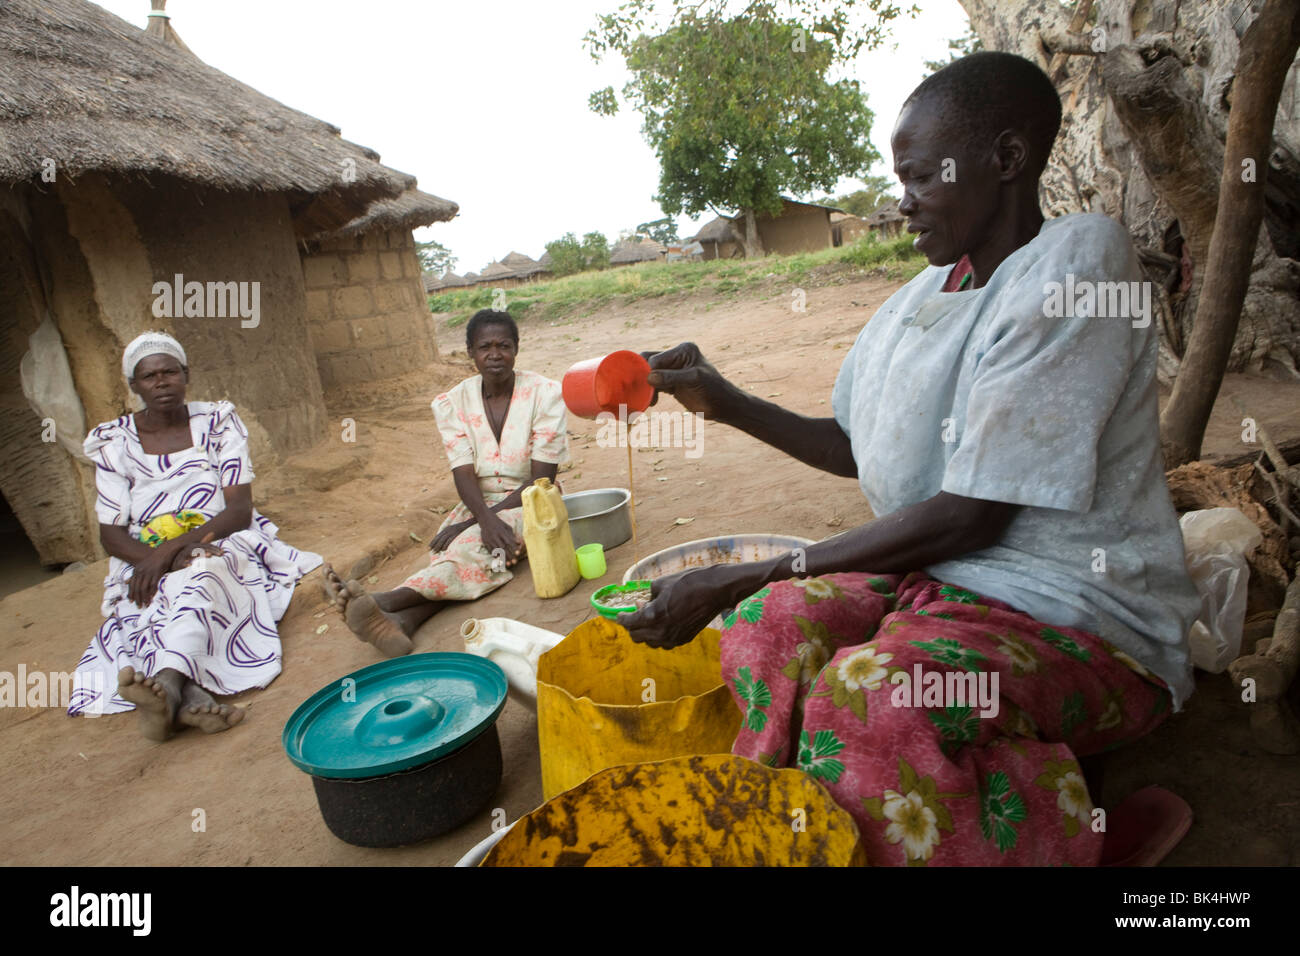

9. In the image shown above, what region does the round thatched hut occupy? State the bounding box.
[0,0,455,566]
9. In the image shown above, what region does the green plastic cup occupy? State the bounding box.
[576,543,607,579]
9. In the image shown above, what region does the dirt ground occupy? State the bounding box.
[3,270,1298,866]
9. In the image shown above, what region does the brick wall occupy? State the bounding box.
[302,229,440,390]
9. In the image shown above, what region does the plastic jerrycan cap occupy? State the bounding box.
[561,351,654,420]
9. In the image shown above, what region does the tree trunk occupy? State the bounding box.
[1161,0,1300,466]
[739,207,765,258]
[960,0,1300,384]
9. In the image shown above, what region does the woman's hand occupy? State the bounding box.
[127,542,182,607]
[619,565,743,649]
[478,514,524,568]
[431,520,473,553]
[641,342,741,420]
[169,535,223,572]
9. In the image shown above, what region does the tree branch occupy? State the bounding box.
[1160,0,1300,467]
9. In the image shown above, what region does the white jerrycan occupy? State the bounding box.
[460,617,566,710]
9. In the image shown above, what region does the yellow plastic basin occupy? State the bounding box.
[482,754,868,866]
[536,617,742,800]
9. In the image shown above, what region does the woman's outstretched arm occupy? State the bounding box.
[621,491,1019,649]
[644,342,857,477]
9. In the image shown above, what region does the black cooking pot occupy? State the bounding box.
[284,653,507,848]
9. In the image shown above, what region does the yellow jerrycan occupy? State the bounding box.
[521,477,580,598]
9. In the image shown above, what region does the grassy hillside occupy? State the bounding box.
[429,233,925,327]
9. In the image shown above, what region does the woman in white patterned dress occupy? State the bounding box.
[67,332,321,741]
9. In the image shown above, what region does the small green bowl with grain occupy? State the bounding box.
[590,581,654,620]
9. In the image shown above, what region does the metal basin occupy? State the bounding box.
[622,533,813,583]
[622,533,814,629]
[563,488,632,551]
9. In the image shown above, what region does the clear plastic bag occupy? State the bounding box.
[1179,508,1263,673]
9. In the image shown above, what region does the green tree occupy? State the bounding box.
[824,174,898,217]
[635,217,680,245]
[923,21,983,76]
[588,3,886,257]
[544,231,611,277]
[414,239,456,276]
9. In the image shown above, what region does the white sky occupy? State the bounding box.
[91,0,965,274]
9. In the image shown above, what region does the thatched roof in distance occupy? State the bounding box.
[610,237,666,264]
[0,0,417,237]
[315,187,458,241]
[479,261,515,280]
[500,250,546,278]
[865,200,905,227]
[501,251,537,269]
[537,251,553,268]
[691,216,740,244]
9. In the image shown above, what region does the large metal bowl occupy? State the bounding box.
[563,488,632,551]
[621,533,814,629]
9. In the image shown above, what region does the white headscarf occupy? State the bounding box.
[122,331,187,381]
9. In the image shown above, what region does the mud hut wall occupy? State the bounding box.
[758,209,832,255]
[102,178,328,458]
[837,218,872,245]
[700,239,742,261]
[303,228,439,390]
[0,191,99,565]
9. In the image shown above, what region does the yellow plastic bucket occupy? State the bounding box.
[536,617,742,800]
[482,754,868,866]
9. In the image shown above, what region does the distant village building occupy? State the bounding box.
[692,198,843,258]
[451,250,554,291]
[610,237,667,267]
[500,251,547,282]
[751,198,841,255]
[690,217,743,260]
[0,0,455,566]
[830,211,872,247]
[476,260,521,289]
[864,199,906,239]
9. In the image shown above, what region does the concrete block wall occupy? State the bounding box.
[302,229,440,390]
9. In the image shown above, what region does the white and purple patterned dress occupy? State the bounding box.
[67,401,321,716]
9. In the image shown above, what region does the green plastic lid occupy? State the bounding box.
[282,652,507,780]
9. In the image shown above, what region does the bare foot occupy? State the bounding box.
[322,564,350,609]
[344,590,414,658]
[176,681,246,734]
[117,667,178,742]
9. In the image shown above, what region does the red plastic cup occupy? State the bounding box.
[561,351,654,420]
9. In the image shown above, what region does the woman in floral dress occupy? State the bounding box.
[622,54,1200,865]
[326,310,567,656]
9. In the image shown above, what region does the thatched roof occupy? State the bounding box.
[537,251,553,268]
[865,200,905,227]
[500,250,546,278]
[501,251,537,269]
[691,216,740,244]
[479,261,515,280]
[0,0,420,237]
[610,237,665,264]
[424,270,465,292]
[315,187,458,241]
